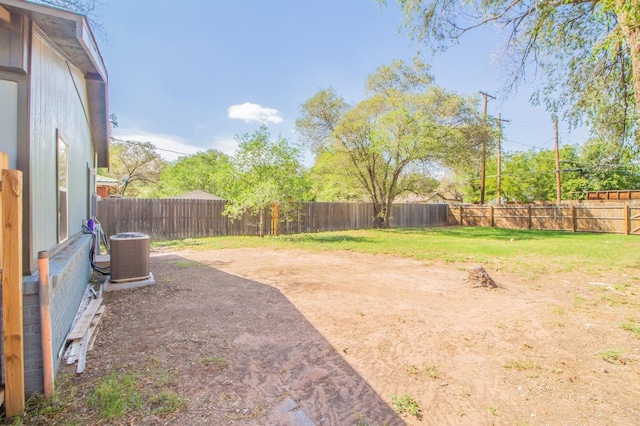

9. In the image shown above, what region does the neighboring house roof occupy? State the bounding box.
[425,191,462,203]
[170,190,224,200]
[396,192,462,204]
[0,0,110,167]
[96,175,119,187]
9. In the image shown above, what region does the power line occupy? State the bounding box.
[111,137,195,157]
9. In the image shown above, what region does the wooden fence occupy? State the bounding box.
[0,151,25,416]
[449,204,640,235]
[96,199,449,240]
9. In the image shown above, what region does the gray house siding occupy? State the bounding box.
[30,29,94,261]
[21,27,97,396]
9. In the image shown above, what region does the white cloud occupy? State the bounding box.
[112,129,241,161]
[112,129,202,162]
[227,102,283,124]
[211,134,239,156]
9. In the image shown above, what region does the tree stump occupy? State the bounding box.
[467,265,499,289]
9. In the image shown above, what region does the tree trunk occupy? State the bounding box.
[373,203,385,228]
[617,5,640,124]
[383,199,393,229]
[259,209,264,237]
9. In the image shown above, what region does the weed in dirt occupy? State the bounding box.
[88,371,142,419]
[351,411,369,426]
[389,393,421,420]
[423,365,439,379]
[155,369,180,387]
[406,364,421,377]
[614,283,631,292]
[149,390,185,415]
[621,318,640,338]
[489,405,498,416]
[554,306,565,316]
[149,354,162,367]
[202,355,227,368]
[174,260,199,268]
[23,386,76,420]
[394,314,406,324]
[406,364,439,380]
[600,348,625,364]
[504,360,539,371]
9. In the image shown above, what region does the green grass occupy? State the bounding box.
[153,227,640,276]
[149,391,185,415]
[621,318,640,338]
[87,372,142,419]
[202,355,227,368]
[600,348,625,364]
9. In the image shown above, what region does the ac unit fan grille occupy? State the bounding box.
[110,233,150,283]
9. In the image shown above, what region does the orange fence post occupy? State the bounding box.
[38,251,54,396]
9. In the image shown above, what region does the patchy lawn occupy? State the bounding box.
[15,229,640,425]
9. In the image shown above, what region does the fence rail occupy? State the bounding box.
[448,204,640,235]
[96,199,449,240]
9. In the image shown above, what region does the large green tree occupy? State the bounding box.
[221,126,310,237]
[381,0,640,144]
[154,150,230,198]
[459,142,640,202]
[32,0,105,37]
[568,139,640,194]
[103,139,166,197]
[297,59,486,227]
[308,151,370,201]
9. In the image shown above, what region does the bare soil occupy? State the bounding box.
[35,247,640,425]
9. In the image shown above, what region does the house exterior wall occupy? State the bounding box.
[29,29,95,262]
[21,25,97,396]
[18,235,92,396]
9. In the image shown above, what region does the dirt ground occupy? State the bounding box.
[48,247,640,425]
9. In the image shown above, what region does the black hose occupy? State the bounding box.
[83,224,110,275]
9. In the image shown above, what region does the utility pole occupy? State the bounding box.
[496,113,510,205]
[553,114,561,204]
[479,91,495,204]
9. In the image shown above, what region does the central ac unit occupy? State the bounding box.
[110,232,150,282]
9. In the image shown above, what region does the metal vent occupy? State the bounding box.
[109,232,150,283]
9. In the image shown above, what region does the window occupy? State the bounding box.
[58,134,68,242]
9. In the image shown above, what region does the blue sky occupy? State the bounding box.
[99,0,586,162]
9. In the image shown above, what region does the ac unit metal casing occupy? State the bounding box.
[110,232,150,282]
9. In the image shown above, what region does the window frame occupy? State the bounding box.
[57,131,69,243]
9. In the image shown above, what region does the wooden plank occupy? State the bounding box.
[65,340,80,364]
[66,298,103,341]
[0,6,10,24]
[0,151,8,272]
[88,326,101,351]
[76,333,89,374]
[2,170,24,417]
[86,305,106,351]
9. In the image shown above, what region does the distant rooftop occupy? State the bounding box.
[170,190,224,200]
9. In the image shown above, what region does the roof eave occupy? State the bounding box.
[0,0,110,166]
